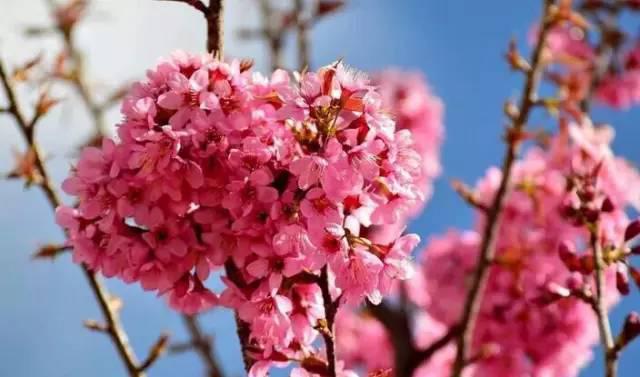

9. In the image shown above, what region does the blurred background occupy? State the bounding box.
[0,0,639,376]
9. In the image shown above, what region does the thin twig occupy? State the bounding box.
[153,0,223,57]
[449,1,556,376]
[318,266,338,377]
[259,0,284,70]
[44,0,108,141]
[294,0,310,70]
[0,59,145,377]
[223,260,254,372]
[182,315,225,377]
[590,225,618,377]
[138,333,170,372]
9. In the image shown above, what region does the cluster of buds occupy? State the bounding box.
[558,163,640,297]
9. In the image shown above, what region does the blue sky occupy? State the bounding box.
[0,0,638,376]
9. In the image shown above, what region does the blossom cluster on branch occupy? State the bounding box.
[55,50,436,374]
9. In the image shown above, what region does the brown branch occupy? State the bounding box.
[590,225,618,377]
[318,266,338,377]
[182,315,225,377]
[449,1,557,376]
[260,0,284,70]
[223,260,255,372]
[206,0,225,57]
[0,58,146,377]
[293,0,310,70]
[366,300,457,377]
[138,333,170,372]
[43,0,108,142]
[152,0,223,57]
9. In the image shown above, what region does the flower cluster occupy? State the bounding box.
[56,51,424,372]
[334,119,640,376]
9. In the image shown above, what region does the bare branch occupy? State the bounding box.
[449,1,557,376]
[0,57,146,377]
[181,315,225,377]
[590,225,618,377]
[138,333,171,372]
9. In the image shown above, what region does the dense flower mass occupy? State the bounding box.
[56,51,424,372]
[335,120,640,376]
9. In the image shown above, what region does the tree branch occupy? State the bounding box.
[223,260,255,372]
[260,0,284,70]
[206,0,225,57]
[366,300,458,377]
[449,1,557,376]
[590,224,618,377]
[318,266,338,377]
[293,0,310,70]
[182,315,225,377]
[0,59,145,377]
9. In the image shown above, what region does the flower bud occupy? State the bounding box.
[630,266,640,290]
[621,312,640,347]
[601,197,615,213]
[617,265,630,296]
[625,219,640,242]
[579,255,595,275]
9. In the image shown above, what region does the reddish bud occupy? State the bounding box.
[617,265,630,296]
[301,356,329,375]
[578,187,596,202]
[625,219,640,242]
[579,255,594,274]
[630,267,640,290]
[601,197,615,213]
[621,312,640,346]
[583,207,600,223]
[316,0,346,17]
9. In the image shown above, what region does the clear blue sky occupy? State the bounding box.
[0,1,638,376]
